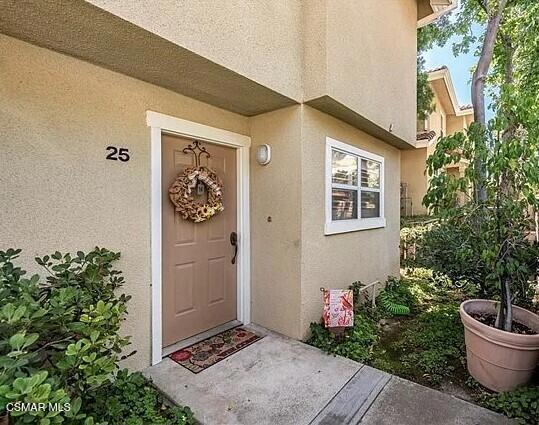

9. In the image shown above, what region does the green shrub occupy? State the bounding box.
[377,277,414,316]
[400,217,436,268]
[420,221,490,290]
[85,370,194,425]
[307,313,378,363]
[0,248,193,425]
[479,385,539,425]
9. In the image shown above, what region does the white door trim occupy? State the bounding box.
[147,110,251,366]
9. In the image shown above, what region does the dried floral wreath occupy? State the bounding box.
[169,166,224,222]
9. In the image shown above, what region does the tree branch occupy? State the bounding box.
[474,0,488,14]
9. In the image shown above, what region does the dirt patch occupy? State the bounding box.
[470,313,537,335]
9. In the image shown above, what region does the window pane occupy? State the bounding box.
[332,189,358,220]
[332,150,358,185]
[361,159,380,188]
[361,191,380,218]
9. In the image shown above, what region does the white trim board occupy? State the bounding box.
[147,111,251,366]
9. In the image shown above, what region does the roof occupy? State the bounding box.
[417,130,437,141]
[427,67,474,117]
[417,0,458,28]
[427,65,448,73]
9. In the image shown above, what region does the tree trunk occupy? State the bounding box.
[503,277,513,331]
[494,33,516,332]
[495,277,513,332]
[471,0,508,202]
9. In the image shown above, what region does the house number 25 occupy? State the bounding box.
[106,146,130,162]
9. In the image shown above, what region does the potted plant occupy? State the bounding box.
[424,119,539,392]
[422,0,539,391]
[425,119,539,391]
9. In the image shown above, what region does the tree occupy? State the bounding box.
[417,54,435,121]
[423,0,539,331]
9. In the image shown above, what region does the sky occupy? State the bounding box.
[423,36,478,108]
[421,8,496,120]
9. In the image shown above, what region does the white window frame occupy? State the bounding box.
[325,137,386,235]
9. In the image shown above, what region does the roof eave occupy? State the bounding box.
[417,0,458,28]
[427,67,474,117]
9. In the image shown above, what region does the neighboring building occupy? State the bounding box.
[401,66,474,216]
[0,0,455,369]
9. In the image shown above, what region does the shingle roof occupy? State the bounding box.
[417,130,437,142]
[426,65,448,73]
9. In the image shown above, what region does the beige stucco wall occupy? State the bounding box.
[3,0,422,148]
[304,0,418,144]
[401,148,429,216]
[249,107,303,339]
[403,87,441,216]
[0,34,249,370]
[402,85,474,217]
[426,91,446,155]
[87,0,303,102]
[2,28,407,366]
[300,106,401,335]
[447,114,469,136]
[302,0,327,102]
[249,105,402,339]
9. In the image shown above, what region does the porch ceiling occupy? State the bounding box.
[0,0,297,117]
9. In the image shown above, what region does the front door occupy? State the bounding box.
[162,134,237,347]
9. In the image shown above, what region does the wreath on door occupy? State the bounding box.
[169,141,225,222]
[169,166,224,223]
[169,140,225,223]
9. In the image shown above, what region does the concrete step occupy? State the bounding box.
[310,365,391,425]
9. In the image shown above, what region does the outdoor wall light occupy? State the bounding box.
[256,144,271,165]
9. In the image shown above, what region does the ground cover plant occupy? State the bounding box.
[479,384,539,425]
[0,248,194,425]
[368,269,468,388]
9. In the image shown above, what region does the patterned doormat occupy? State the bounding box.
[169,327,262,373]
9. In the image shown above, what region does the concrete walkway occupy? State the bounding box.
[144,325,514,425]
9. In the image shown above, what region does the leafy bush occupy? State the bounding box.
[0,248,193,425]
[400,217,437,268]
[85,370,194,425]
[480,385,539,425]
[419,220,537,306]
[401,213,537,308]
[377,277,414,316]
[420,221,490,291]
[307,313,378,363]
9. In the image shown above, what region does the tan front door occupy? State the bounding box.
[162,134,237,347]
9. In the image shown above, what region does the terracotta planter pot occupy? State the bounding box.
[460,299,539,392]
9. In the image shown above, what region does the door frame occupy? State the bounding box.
[147,110,251,365]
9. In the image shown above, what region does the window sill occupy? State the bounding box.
[324,217,386,235]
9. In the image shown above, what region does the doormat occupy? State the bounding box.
[169,327,262,373]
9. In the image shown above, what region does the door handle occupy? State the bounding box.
[230,232,238,264]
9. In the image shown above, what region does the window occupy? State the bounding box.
[325,137,385,234]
